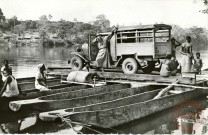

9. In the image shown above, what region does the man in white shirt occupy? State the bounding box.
[1,59,12,82]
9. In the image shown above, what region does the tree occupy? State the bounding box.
[0,21,10,31]
[194,0,208,13]
[200,0,208,13]
[13,24,26,35]
[48,14,52,20]
[38,15,49,28]
[172,25,208,50]
[94,14,110,32]
[7,16,20,31]
[0,8,5,22]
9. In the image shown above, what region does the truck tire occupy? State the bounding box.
[122,58,138,74]
[141,62,155,74]
[71,56,84,71]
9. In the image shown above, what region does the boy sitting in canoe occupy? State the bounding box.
[35,64,51,91]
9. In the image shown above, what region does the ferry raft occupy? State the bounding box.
[1,69,208,128]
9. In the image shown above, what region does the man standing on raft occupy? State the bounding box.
[92,27,118,71]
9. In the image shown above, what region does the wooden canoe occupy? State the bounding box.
[16,77,60,83]
[0,84,89,112]
[39,85,207,128]
[17,77,90,99]
[0,77,90,112]
[10,84,130,111]
[19,78,61,90]
[9,84,167,112]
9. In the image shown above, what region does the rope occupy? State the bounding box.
[58,115,83,134]
[69,121,103,134]
[68,119,125,134]
[57,114,103,134]
[57,114,125,134]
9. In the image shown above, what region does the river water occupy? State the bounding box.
[0,43,208,134]
[0,44,74,78]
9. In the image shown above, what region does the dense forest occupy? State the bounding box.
[0,8,207,50]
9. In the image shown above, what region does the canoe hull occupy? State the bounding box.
[68,86,206,128]
[9,84,131,112]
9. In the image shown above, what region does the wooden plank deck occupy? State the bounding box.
[46,69,208,86]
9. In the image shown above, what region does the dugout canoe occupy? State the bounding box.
[17,77,90,99]
[0,77,90,112]
[9,83,137,112]
[9,83,132,112]
[19,78,61,91]
[16,77,60,84]
[39,85,208,128]
[0,84,89,112]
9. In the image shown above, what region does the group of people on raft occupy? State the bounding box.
[0,61,50,104]
[160,36,203,77]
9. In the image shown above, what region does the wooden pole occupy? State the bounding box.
[153,80,180,99]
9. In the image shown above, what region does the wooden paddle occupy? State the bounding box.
[153,80,180,99]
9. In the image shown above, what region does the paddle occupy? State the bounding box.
[153,80,180,99]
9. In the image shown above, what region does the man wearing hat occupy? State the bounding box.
[92,27,118,71]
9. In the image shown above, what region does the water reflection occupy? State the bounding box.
[0,44,74,78]
[0,121,20,134]
[0,115,37,134]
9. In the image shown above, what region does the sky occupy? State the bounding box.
[0,0,208,28]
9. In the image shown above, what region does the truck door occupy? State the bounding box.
[154,29,172,58]
[89,35,99,61]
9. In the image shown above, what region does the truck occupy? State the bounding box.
[69,24,173,74]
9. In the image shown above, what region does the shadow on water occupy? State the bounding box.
[0,111,82,134]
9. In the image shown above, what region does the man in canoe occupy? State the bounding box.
[0,68,21,108]
[1,59,12,82]
[35,64,51,91]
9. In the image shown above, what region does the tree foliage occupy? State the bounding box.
[94,14,110,32]
[172,25,208,50]
[0,8,5,22]
[0,12,207,49]
[194,0,208,13]
[13,24,26,35]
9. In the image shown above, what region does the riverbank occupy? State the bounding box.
[0,32,77,47]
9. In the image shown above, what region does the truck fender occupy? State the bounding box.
[70,52,90,63]
[115,54,135,67]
